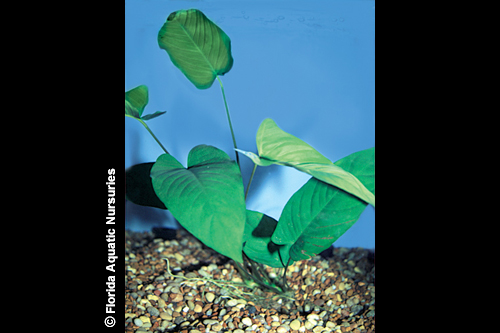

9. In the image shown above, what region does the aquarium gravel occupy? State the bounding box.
[125,229,375,333]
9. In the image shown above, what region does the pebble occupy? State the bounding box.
[325,286,336,295]
[307,314,320,321]
[290,319,301,330]
[203,319,219,326]
[160,312,171,320]
[226,299,238,307]
[312,289,322,296]
[133,318,143,327]
[125,230,375,333]
[305,320,315,330]
[242,317,253,326]
[147,306,159,317]
[205,292,215,303]
[170,293,183,302]
[212,323,223,331]
[351,304,364,316]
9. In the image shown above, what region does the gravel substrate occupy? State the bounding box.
[125,228,375,333]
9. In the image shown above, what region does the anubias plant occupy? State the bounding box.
[125,9,375,294]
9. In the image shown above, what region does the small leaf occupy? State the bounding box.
[151,145,246,263]
[125,163,167,210]
[272,148,375,261]
[125,85,149,118]
[141,111,167,121]
[158,9,234,89]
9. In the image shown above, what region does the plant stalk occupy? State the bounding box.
[245,164,258,200]
[138,119,169,155]
[217,76,239,166]
[238,253,286,294]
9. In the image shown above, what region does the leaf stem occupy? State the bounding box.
[239,253,285,294]
[217,76,239,166]
[245,164,258,200]
[138,119,169,155]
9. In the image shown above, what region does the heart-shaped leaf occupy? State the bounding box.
[150,145,246,263]
[272,148,375,261]
[238,119,375,207]
[158,9,234,89]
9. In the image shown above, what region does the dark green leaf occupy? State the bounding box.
[151,145,246,263]
[141,111,167,121]
[243,210,292,268]
[158,9,233,89]
[272,148,375,261]
[125,163,167,210]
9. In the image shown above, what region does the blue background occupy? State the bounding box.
[125,0,375,249]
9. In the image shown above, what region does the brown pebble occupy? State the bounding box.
[202,303,211,313]
[125,230,375,333]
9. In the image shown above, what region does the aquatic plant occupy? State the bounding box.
[125,9,374,294]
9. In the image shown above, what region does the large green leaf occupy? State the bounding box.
[237,118,375,207]
[125,85,166,121]
[272,148,375,261]
[243,210,292,268]
[150,145,246,263]
[125,163,167,210]
[158,9,233,89]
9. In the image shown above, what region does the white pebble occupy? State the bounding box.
[226,299,238,307]
[242,317,253,326]
[307,313,320,321]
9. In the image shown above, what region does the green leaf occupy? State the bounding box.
[125,86,166,121]
[150,145,246,263]
[243,210,292,268]
[141,111,167,121]
[239,119,375,207]
[125,163,167,210]
[272,148,375,261]
[125,85,149,119]
[158,9,234,89]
